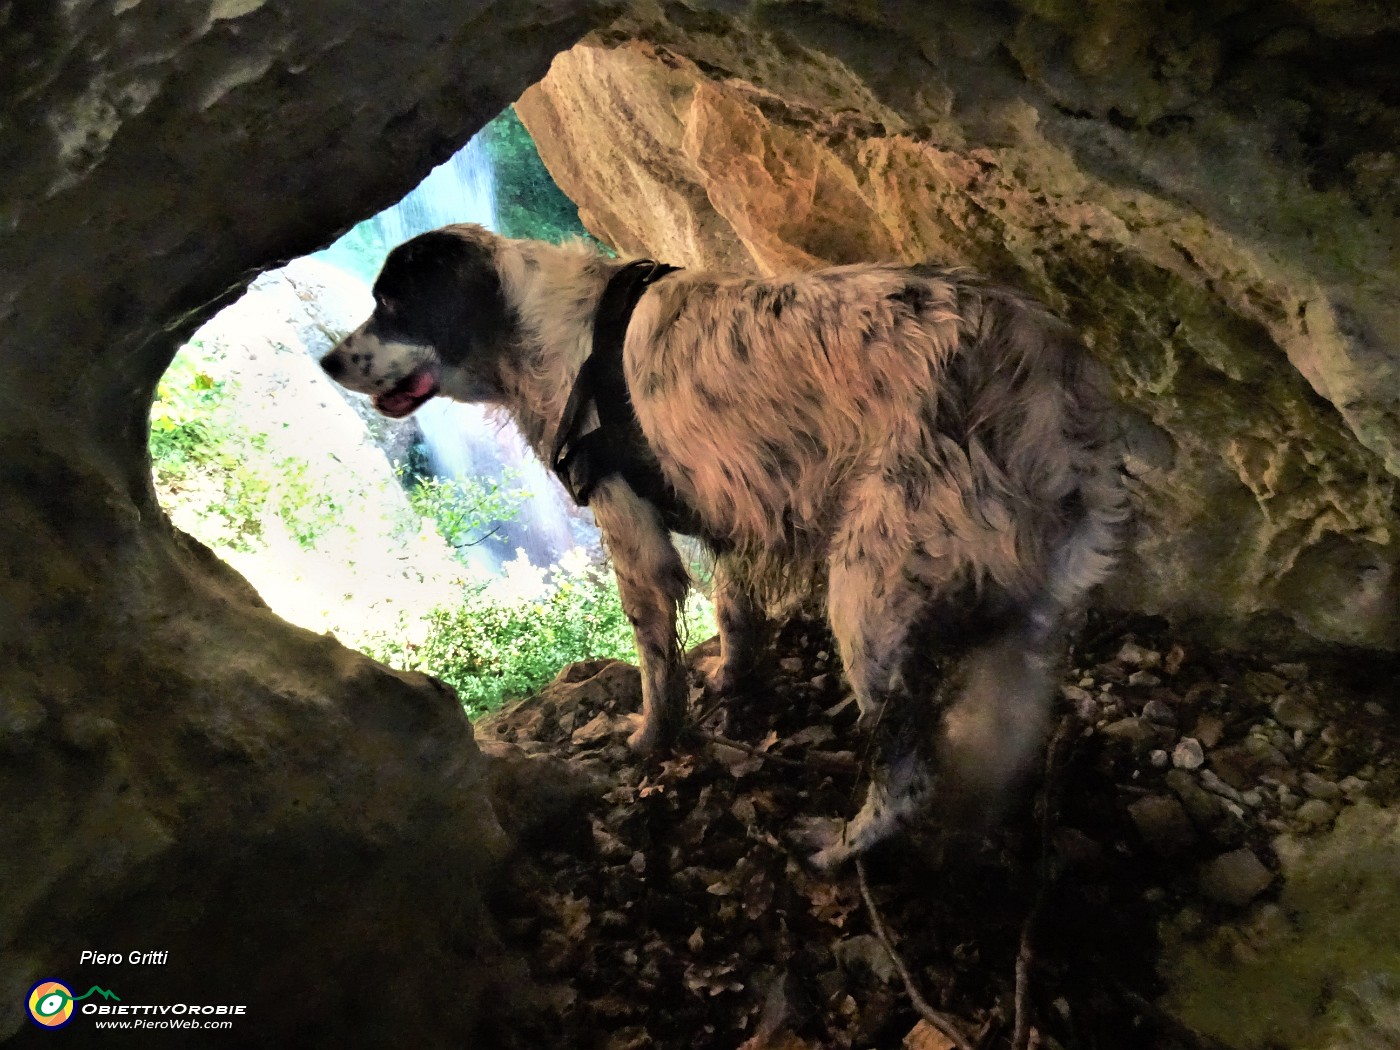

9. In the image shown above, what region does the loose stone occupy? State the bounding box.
[1172,738,1205,770]
[1142,699,1177,726]
[1271,694,1320,733]
[1199,848,1274,907]
[1295,799,1336,826]
[1300,772,1341,801]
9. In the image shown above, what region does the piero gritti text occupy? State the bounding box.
[80,950,169,965]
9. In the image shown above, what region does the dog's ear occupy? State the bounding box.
[373,231,475,311]
[370,228,511,363]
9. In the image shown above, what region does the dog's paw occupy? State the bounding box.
[789,816,855,873]
[854,699,887,735]
[626,717,676,756]
[694,651,741,697]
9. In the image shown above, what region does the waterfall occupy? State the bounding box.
[317,129,596,575]
[369,134,497,248]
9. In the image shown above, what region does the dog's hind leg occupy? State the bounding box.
[589,477,691,755]
[807,491,939,869]
[698,554,764,696]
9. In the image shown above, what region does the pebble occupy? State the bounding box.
[1199,848,1274,907]
[1149,749,1170,769]
[1200,769,1247,805]
[1102,716,1167,749]
[1116,642,1162,668]
[1240,789,1263,808]
[1060,685,1094,705]
[778,657,805,674]
[1128,795,1199,855]
[1365,701,1385,716]
[1192,713,1226,749]
[1163,645,1187,675]
[1338,775,1368,799]
[1271,694,1320,733]
[1142,699,1178,726]
[1295,799,1336,826]
[1300,772,1342,801]
[1172,738,1205,770]
[1277,786,1299,811]
[1129,670,1163,688]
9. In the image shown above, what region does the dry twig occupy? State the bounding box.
[1012,713,1084,1050]
[856,856,976,1050]
[687,727,859,774]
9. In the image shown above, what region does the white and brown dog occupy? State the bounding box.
[320,223,1125,868]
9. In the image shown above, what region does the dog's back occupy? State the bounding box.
[625,264,1121,609]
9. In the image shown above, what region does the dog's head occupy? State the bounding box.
[319,224,514,417]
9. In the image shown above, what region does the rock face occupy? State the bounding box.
[517,2,1400,652]
[1,1,1395,1044]
[0,2,607,1045]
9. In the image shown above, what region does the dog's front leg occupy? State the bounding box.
[590,477,690,755]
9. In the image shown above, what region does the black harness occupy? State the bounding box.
[549,260,699,532]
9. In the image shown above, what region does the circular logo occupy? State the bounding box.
[28,981,75,1029]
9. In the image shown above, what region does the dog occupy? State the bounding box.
[319,223,1125,868]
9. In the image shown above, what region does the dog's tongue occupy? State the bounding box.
[375,368,438,417]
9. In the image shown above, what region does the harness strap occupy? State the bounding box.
[549,259,683,513]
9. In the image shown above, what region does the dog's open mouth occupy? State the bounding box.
[373,366,440,418]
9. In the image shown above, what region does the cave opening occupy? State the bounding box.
[145,103,711,719]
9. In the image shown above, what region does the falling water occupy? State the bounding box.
[319,130,594,573]
[370,134,497,247]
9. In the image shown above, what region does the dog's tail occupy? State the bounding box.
[1040,353,1129,637]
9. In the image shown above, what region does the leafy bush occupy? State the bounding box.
[150,341,343,552]
[369,555,637,717]
[479,106,606,248]
[369,486,718,718]
[406,472,524,555]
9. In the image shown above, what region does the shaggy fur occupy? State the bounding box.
[320,223,1126,868]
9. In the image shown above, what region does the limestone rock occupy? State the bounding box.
[1198,848,1275,907]
[0,1,609,1044]
[1164,805,1400,1048]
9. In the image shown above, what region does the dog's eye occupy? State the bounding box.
[375,294,398,318]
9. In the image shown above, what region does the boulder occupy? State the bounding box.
[0,1,609,1044]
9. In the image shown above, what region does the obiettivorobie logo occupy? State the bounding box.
[28,981,120,1029]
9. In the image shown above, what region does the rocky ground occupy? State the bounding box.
[476,614,1399,1050]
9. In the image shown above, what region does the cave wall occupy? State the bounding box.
[1,0,1395,1042]
[517,0,1400,652]
[0,1,610,1044]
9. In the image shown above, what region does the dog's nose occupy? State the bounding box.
[320,351,347,379]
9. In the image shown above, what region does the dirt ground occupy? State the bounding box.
[477,614,1399,1050]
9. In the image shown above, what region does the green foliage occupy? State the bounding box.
[369,473,717,718]
[150,341,343,552]
[368,557,717,719]
[148,346,228,475]
[369,559,637,717]
[479,106,604,248]
[406,472,524,554]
